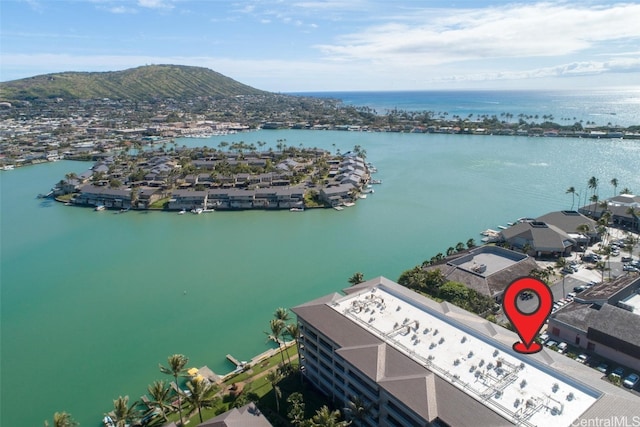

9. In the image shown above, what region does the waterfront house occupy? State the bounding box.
[74,184,132,209]
[535,210,598,246]
[168,189,207,210]
[136,187,163,209]
[500,221,576,257]
[424,246,539,302]
[579,194,640,231]
[319,183,355,206]
[197,403,272,427]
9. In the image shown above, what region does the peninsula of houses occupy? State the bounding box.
[51,144,377,212]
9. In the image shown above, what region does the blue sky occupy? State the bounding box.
[2,0,640,91]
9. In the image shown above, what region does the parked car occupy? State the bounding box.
[573,286,586,293]
[545,340,558,348]
[622,373,639,389]
[561,267,574,274]
[576,354,589,364]
[622,256,633,263]
[596,362,609,373]
[557,342,568,354]
[623,265,639,272]
[611,367,625,379]
[539,333,550,343]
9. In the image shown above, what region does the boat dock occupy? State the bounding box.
[226,354,242,367]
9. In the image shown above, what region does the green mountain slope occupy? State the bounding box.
[0,64,269,101]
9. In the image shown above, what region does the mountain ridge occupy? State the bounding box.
[0,64,269,101]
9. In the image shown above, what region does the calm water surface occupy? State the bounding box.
[1,130,639,426]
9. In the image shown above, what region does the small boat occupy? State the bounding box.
[103,416,115,427]
[289,207,304,212]
[498,225,508,230]
[95,205,106,211]
[343,202,355,207]
[358,194,367,199]
[191,208,203,214]
[333,205,344,211]
[370,179,382,184]
[178,209,186,215]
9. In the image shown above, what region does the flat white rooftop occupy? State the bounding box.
[620,293,640,314]
[330,286,599,427]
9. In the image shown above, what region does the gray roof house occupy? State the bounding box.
[548,275,640,371]
[500,220,576,257]
[424,246,539,301]
[197,403,272,427]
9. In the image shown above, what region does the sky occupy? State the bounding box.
[1,0,640,92]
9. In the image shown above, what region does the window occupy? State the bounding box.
[551,327,560,336]
[587,342,596,351]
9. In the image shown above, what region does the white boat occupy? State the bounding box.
[343,202,355,207]
[371,179,382,184]
[95,205,105,211]
[333,205,344,211]
[498,225,508,230]
[191,208,203,214]
[178,209,186,215]
[1,165,14,171]
[358,194,367,199]
[289,207,304,212]
[103,416,115,427]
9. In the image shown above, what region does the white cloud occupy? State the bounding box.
[315,2,640,64]
[138,0,174,10]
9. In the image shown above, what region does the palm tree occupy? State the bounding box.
[446,246,456,256]
[590,194,599,217]
[266,369,283,413]
[274,308,292,364]
[522,242,533,256]
[146,380,173,422]
[566,186,578,210]
[344,395,371,426]
[588,176,599,200]
[266,318,286,366]
[610,178,618,196]
[285,322,301,364]
[44,412,78,427]
[576,223,591,251]
[310,405,350,426]
[348,272,365,286]
[159,354,189,426]
[620,187,632,195]
[455,242,465,252]
[110,396,141,427]
[627,207,639,231]
[181,377,219,424]
[466,238,476,249]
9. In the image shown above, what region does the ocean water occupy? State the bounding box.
[292,89,640,127]
[2,98,640,426]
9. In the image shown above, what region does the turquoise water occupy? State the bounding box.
[2,130,639,426]
[292,89,640,127]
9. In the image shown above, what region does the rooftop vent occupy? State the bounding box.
[530,221,548,228]
[561,210,580,216]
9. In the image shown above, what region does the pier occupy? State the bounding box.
[226,353,242,367]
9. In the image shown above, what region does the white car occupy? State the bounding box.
[576,354,589,364]
[557,342,568,354]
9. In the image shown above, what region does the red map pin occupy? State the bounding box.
[502,276,553,354]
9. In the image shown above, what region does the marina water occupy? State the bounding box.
[2,121,640,424]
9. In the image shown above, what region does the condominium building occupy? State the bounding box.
[293,277,640,427]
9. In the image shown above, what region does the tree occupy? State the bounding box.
[348,272,365,286]
[274,308,292,365]
[110,396,141,427]
[455,242,465,252]
[287,392,306,426]
[266,369,283,413]
[588,176,599,199]
[286,322,301,364]
[446,246,456,256]
[610,178,618,196]
[44,412,78,427]
[310,405,350,427]
[466,238,476,249]
[344,395,371,426]
[159,354,189,426]
[566,186,578,210]
[146,380,173,422]
[181,377,219,424]
[266,318,287,366]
